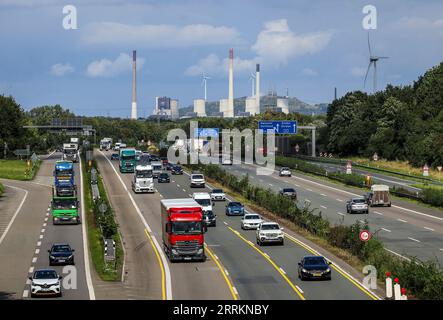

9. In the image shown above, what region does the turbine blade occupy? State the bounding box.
[378,56,389,59]
[364,62,373,88]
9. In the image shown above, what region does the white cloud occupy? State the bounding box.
[86,53,145,78]
[50,63,74,76]
[251,19,333,66]
[185,53,258,77]
[302,68,318,76]
[351,67,368,77]
[82,22,242,47]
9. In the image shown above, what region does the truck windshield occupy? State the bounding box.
[172,221,203,235]
[136,170,152,178]
[56,170,73,177]
[64,149,76,154]
[153,165,162,170]
[195,199,211,206]
[122,155,135,160]
[53,199,77,209]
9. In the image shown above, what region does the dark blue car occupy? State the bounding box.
[171,165,183,175]
[298,256,332,280]
[225,202,245,216]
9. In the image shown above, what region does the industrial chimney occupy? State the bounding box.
[131,50,137,119]
[255,63,260,115]
[226,48,234,118]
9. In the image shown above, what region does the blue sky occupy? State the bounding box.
[1,0,443,117]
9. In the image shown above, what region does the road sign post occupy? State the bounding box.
[423,164,429,177]
[437,166,442,181]
[373,152,378,161]
[295,144,299,153]
[346,161,352,174]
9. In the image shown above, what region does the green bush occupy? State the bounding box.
[421,187,443,207]
[0,182,4,195]
[328,172,366,188]
[275,156,327,176]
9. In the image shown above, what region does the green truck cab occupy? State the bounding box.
[119,148,136,173]
[51,188,80,225]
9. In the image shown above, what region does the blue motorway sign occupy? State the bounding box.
[258,121,297,134]
[194,128,219,137]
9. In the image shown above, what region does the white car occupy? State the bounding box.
[29,269,62,298]
[241,213,263,230]
[279,167,292,177]
[256,222,284,245]
[210,189,226,201]
[190,173,205,188]
[222,158,232,165]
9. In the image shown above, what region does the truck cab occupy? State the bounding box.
[62,143,78,163]
[151,161,163,178]
[132,165,154,193]
[54,161,74,187]
[119,148,136,173]
[51,187,80,225]
[100,138,112,151]
[161,198,207,262]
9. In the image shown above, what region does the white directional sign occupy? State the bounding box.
[346,161,352,174]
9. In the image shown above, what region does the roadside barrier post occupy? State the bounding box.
[401,288,408,300]
[394,277,401,300]
[385,272,393,299]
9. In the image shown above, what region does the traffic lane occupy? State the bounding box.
[24,162,89,300]
[0,183,26,241]
[170,172,371,300]
[226,221,370,300]
[95,150,163,299]
[228,163,443,262]
[155,173,300,300]
[101,151,233,300]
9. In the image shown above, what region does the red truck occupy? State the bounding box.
[161,198,207,262]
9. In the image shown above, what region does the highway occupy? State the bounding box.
[0,152,93,300]
[220,161,443,263]
[99,149,379,300]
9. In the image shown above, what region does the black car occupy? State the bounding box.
[158,172,170,183]
[149,155,159,162]
[279,187,297,200]
[298,256,332,280]
[111,153,119,160]
[55,182,76,197]
[171,165,183,175]
[203,210,217,227]
[48,243,75,265]
[166,163,175,171]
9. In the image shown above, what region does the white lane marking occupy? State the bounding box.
[44,217,48,222]
[374,211,383,216]
[22,290,29,298]
[100,150,172,300]
[32,257,37,263]
[263,252,270,258]
[336,198,343,202]
[182,188,186,192]
[306,188,313,192]
[46,212,49,217]
[213,254,219,260]
[408,237,421,243]
[225,269,229,276]
[28,266,34,273]
[337,212,345,216]
[39,235,43,239]
[37,241,41,247]
[321,194,327,197]
[46,208,50,212]
[279,267,286,275]
[177,184,180,187]
[304,199,311,203]
[397,219,408,223]
[268,183,273,187]
[223,221,228,225]
[43,223,47,227]
[440,248,443,252]
[320,205,327,209]
[26,279,31,285]
[358,220,366,224]
[41,229,45,233]
[35,249,40,254]
[232,286,238,295]
[79,152,96,300]
[188,194,192,197]
[296,285,304,294]
[0,185,28,246]
[423,227,434,232]
[381,228,391,233]
[294,184,300,187]
[384,248,411,261]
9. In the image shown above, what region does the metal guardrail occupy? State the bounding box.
[291,155,443,186]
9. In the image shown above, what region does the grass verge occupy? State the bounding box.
[81,155,123,281]
[0,159,41,180]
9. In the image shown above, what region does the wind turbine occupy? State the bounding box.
[364,33,389,93]
[201,75,211,101]
[249,73,255,97]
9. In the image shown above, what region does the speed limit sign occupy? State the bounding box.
[359,230,372,242]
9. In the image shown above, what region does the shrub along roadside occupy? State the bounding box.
[0,182,4,195]
[188,163,443,299]
[81,153,123,281]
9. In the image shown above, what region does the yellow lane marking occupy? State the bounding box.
[205,244,239,300]
[144,229,166,300]
[283,232,379,300]
[226,226,305,300]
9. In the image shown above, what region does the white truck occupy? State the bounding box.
[132,165,154,193]
[62,143,78,163]
[151,161,163,178]
[192,192,213,213]
[100,138,113,151]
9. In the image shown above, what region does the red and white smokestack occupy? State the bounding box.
[385,271,393,299]
[393,277,401,300]
[131,50,137,119]
[227,48,234,117]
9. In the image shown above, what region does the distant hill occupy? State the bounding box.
[179,94,328,116]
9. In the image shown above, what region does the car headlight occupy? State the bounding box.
[31,282,37,286]
[50,255,55,259]
[325,268,331,273]
[302,268,308,273]
[197,248,203,254]
[171,249,178,254]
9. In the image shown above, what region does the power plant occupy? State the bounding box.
[131,50,137,120]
